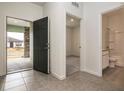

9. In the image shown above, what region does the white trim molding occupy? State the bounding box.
[51,72,66,80]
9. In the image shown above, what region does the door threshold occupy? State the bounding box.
[7,68,33,75]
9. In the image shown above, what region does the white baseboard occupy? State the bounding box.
[51,72,66,80]
[81,68,102,77]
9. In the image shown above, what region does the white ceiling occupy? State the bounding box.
[31,2,45,7]
[66,14,80,28]
[7,17,30,27]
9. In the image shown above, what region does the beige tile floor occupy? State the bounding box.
[103,66,124,89]
[0,57,124,91]
[66,56,80,76]
[0,69,123,91]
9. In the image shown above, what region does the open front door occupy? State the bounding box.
[33,17,50,74]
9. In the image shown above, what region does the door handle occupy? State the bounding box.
[46,43,49,45]
[44,47,50,50]
[79,46,81,48]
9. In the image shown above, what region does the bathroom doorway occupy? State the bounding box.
[66,13,81,76]
[102,6,124,86]
[6,17,33,74]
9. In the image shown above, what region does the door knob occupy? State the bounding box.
[44,47,50,49]
[79,46,81,48]
[46,43,49,45]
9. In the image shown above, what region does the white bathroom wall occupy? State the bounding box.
[108,14,120,56]
[0,2,43,76]
[102,15,109,50]
[107,10,124,67]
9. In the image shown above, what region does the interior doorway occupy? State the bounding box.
[6,17,33,74]
[66,13,81,76]
[102,6,124,87]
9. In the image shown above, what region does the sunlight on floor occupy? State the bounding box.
[7,58,33,73]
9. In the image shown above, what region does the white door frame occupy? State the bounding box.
[5,16,33,74]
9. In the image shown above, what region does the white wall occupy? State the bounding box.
[71,26,80,56]
[64,2,83,18]
[66,27,72,56]
[0,2,43,76]
[43,3,66,80]
[83,2,122,76]
[66,26,80,57]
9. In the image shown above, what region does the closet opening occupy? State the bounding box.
[66,13,81,76]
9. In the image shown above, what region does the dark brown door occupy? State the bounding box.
[33,17,49,74]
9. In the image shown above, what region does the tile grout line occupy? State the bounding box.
[1,78,5,91]
[4,73,25,91]
[20,72,28,91]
